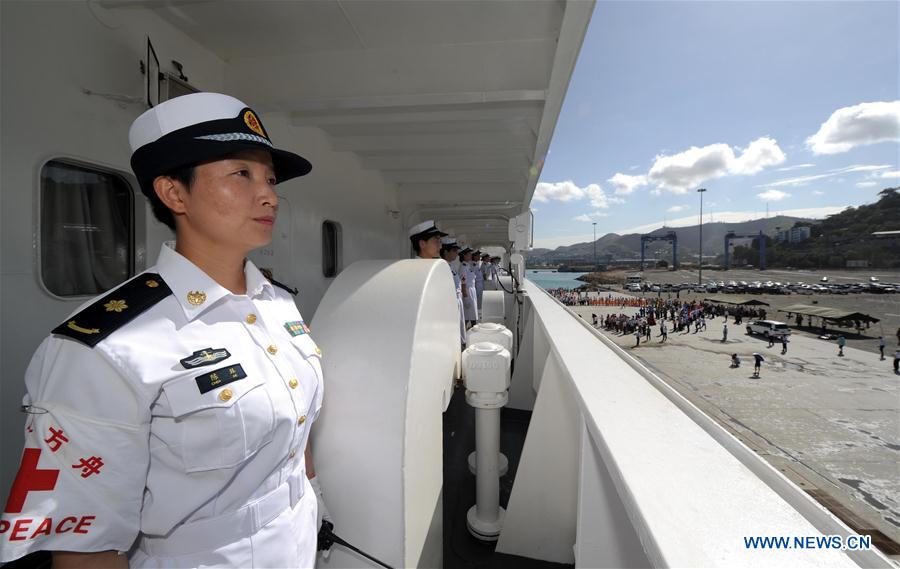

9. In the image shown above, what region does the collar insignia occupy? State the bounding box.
[186,290,207,306]
[180,347,231,369]
[284,320,310,337]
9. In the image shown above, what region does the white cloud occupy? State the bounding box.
[667,205,688,213]
[532,180,585,202]
[647,137,786,193]
[585,184,623,208]
[757,189,791,201]
[776,163,815,172]
[572,211,609,222]
[610,206,849,236]
[855,181,878,188]
[607,173,648,195]
[812,190,824,196]
[806,100,900,154]
[880,170,900,179]
[761,164,892,188]
[731,137,788,175]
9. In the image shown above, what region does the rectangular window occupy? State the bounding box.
[40,160,134,296]
[322,220,342,278]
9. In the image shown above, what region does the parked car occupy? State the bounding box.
[746,320,792,338]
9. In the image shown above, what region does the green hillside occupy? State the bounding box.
[729,188,900,269]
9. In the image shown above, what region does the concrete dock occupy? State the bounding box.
[566,300,900,555]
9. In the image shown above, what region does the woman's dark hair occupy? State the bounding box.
[410,236,423,254]
[148,164,195,230]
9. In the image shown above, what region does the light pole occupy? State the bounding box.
[592,222,597,272]
[697,188,707,285]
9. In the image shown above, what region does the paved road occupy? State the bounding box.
[568,300,900,552]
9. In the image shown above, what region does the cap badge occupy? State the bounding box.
[187,291,207,306]
[146,279,160,288]
[244,110,267,139]
[103,300,128,313]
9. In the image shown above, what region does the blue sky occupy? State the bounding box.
[533,0,900,249]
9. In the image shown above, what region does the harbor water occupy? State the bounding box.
[527,269,588,290]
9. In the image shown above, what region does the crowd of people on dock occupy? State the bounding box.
[546,287,900,375]
[547,289,767,325]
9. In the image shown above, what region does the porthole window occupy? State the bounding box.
[322,220,342,278]
[40,160,134,296]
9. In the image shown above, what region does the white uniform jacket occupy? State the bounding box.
[462,264,478,321]
[447,260,466,342]
[473,262,485,309]
[0,244,323,568]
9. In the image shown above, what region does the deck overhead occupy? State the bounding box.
[101,0,594,247]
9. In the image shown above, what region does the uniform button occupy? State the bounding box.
[288,378,299,389]
[267,344,278,355]
[288,449,296,459]
[219,388,233,402]
[315,347,322,356]
[298,415,307,425]
[246,314,257,324]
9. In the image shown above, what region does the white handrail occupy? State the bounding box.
[496,281,891,568]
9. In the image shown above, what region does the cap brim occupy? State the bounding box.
[132,134,311,197]
[413,228,448,241]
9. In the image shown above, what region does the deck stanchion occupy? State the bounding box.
[462,342,511,541]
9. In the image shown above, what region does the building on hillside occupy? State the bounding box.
[776,226,811,243]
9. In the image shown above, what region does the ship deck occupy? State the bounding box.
[443,385,573,569]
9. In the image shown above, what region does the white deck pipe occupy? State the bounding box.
[465,324,514,476]
[463,342,511,541]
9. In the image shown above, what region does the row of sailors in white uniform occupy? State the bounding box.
[407,220,501,343]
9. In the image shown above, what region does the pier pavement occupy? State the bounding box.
[566,300,900,556]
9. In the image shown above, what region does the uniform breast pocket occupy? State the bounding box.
[162,372,275,472]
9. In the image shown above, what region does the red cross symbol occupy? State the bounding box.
[44,427,69,452]
[4,448,59,514]
[72,456,104,478]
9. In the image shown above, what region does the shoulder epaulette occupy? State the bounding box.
[269,277,298,296]
[51,273,172,348]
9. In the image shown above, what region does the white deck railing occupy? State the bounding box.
[494,281,892,568]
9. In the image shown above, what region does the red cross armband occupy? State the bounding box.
[0,402,149,562]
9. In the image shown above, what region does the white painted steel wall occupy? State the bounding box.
[0,2,403,499]
[310,260,459,568]
[495,281,892,568]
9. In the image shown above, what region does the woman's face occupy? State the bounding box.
[421,235,442,259]
[175,149,278,254]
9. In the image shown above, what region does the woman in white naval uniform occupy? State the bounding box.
[459,248,479,326]
[0,93,329,569]
[440,237,466,344]
[408,220,447,259]
[473,251,485,312]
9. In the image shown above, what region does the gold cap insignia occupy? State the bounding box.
[146,279,159,288]
[187,291,207,306]
[104,300,128,313]
[244,110,267,138]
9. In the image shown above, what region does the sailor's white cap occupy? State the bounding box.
[129,92,311,197]
[408,220,448,240]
